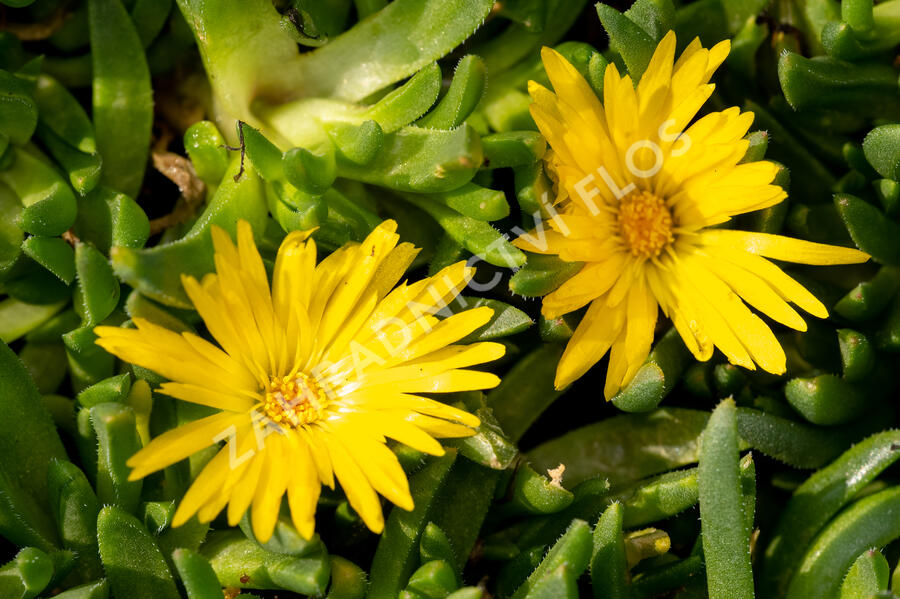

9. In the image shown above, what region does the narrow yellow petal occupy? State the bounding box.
[712,246,829,319]
[555,299,625,389]
[405,413,476,439]
[395,261,474,325]
[605,336,629,400]
[357,413,446,455]
[127,411,247,479]
[702,229,870,265]
[528,80,561,117]
[171,443,232,527]
[404,342,506,373]
[370,242,420,299]
[529,104,579,168]
[226,449,264,526]
[542,258,621,319]
[251,436,289,543]
[158,382,256,412]
[173,423,259,526]
[337,425,414,511]
[622,282,658,384]
[315,221,400,354]
[673,37,703,72]
[683,256,786,374]
[358,279,431,343]
[272,229,317,326]
[180,275,268,384]
[695,252,807,331]
[337,392,479,428]
[197,494,230,525]
[300,426,335,489]
[541,47,605,118]
[646,264,712,361]
[321,290,379,366]
[285,433,320,540]
[95,319,258,395]
[236,220,274,311]
[636,30,676,118]
[322,431,384,534]
[706,39,731,78]
[386,307,496,365]
[393,369,500,393]
[307,246,354,334]
[676,261,756,370]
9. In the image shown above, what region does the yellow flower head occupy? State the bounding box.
[95,220,504,542]
[516,31,869,398]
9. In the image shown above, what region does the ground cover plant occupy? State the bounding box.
[1,0,900,598]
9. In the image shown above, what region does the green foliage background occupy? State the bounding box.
[1,0,900,597]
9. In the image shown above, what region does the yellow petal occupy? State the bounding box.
[157,382,256,412]
[352,412,446,455]
[300,426,335,489]
[355,392,480,428]
[702,229,870,265]
[706,39,731,78]
[397,261,474,324]
[711,245,829,318]
[127,411,248,479]
[637,30,677,121]
[95,319,258,395]
[307,246,354,334]
[370,241,420,299]
[542,256,625,318]
[322,430,384,534]
[386,307,496,364]
[316,222,400,355]
[404,342,506,374]
[226,447,264,526]
[694,252,807,331]
[604,336,630,399]
[285,433,320,540]
[336,424,414,511]
[674,260,755,370]
[173,422,260,526]
[358,279,431,343]
[394,369,501,394]
[682,255,786,374]
[197,493,230,524]
[529,103,579,168]
[405,413,477,439]
[645,263,711,361]
[555,298,626,389]
[321,290,379,366]
[528,80,562,120]
[172,442,233,526]
[251,435,290,543]
[211,224,280,374]
[541,47,606,119]
[622,281,658,384]
[180,275,268,383]
[272,229,317,326]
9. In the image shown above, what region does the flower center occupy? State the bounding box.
[617,190,675,258]
[262,373,328,428]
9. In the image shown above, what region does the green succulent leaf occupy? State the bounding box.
[89,0,153,197]
[97,506,180,599]
[0,342,67,551]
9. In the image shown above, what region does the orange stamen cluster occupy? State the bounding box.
[262,373,328,428]
[617,190,675,258]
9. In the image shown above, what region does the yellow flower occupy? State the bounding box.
[95,220,504,542]
[515,32,869,397]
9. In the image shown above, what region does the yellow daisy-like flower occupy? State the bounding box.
[515,31,869,397]
[95,220,504,542]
